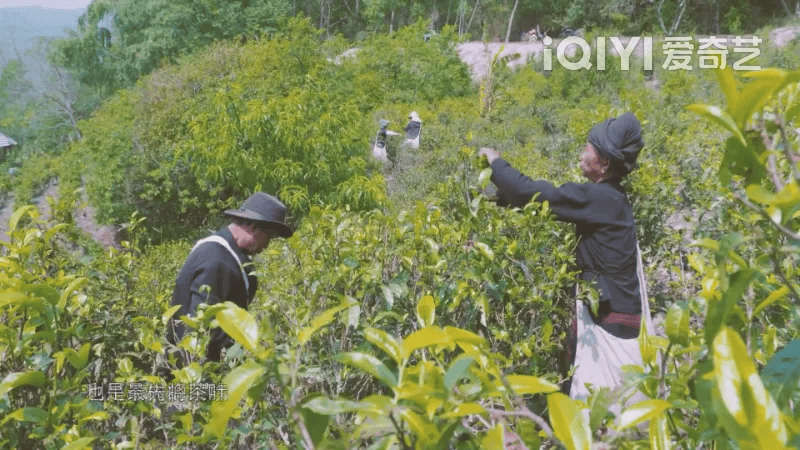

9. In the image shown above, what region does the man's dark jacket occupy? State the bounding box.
[490,159,642,315]
[166,226,258,361]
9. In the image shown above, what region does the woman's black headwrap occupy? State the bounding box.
[587,112,645,176]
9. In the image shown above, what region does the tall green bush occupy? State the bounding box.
[74,18,387,241]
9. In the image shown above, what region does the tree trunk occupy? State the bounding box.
[447,0,452,24]
[466,0,480,38]
[458,0,464,36]
[42,66,83,141]
[325,0,331,37]
[669,0,687,35]
[656,0,666,34]
[390,9,395,34]
[658,0,688,36]
[778,0,794,18]
[505,0,519,44]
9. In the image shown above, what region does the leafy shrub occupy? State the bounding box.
[74,18,388,241]
[72,18,478,242]
[615,67,800,448]
[6,17,800,449]
[336,21,473,107]
[271,191,575,357]
[0,205,110,449]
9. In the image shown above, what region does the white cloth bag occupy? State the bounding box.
[569,242,655,416]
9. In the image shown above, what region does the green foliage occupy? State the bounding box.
[261,189,577,375]
[0,200,220,448]
[71,18,479,241]
[299,295,567,449]
[0,60,31,141]
[50,0,292,94]
[73,18,390,240]
[336,21,472,106]
[67,91,136,225]
[5,11,800,449]
[8,153,73,207]
[0,205,107,449]
[0,50,99,181]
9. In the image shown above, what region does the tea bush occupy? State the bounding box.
[0,204,116,449]
[335,21,473,107]
[4,18,800,450]
[71,18,476,243]
[73,18,381,241]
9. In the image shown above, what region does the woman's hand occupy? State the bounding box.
[478,147,501,164]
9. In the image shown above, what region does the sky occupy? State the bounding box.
[0,0,88,74]
[0,0,91,9]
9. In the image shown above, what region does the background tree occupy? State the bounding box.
[505,0,520,44]
[0,60,32,150]
[50,0,292,95]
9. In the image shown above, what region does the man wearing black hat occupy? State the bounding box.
[478,112,652,401]
[165,192,293,364]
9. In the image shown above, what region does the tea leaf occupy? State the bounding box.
[216,302,260,355]
[547,393,591,450]
[206,360,266,439]
[618,399,671,430]
[336,352,398,388]
[0,371,46,397]
[416,295,435,328]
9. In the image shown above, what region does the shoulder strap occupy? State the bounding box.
[192,236,250,293]
[635,241,654,336]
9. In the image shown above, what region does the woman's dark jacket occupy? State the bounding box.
[405,120,421,139]
[490,158,641,315]
[166,226,258,361]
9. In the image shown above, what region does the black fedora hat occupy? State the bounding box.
[224,192,293,238]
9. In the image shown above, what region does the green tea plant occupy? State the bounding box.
[684,67,800,447]
[1,202,201,449]
[127,171,587,447]
[0,205,103,449]
[73,18,388,241]
[165,294,597,449]
[334,21,472,108]
[293,295,577,449]
[6,18,800,449]
[261,187,578,371]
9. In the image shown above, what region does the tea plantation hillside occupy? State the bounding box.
[1,17,800,449]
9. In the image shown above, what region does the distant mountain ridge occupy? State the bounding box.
[0,6,85,69]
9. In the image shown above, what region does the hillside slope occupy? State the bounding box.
[1,25,799,245]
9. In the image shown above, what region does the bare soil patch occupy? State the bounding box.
[0,183,119,248]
